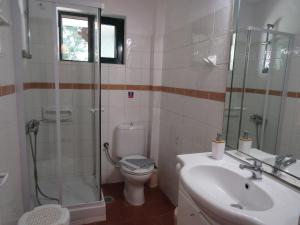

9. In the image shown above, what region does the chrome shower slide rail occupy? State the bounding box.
[22,0,32,59]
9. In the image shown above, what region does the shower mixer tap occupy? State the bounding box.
[26,119,40,135]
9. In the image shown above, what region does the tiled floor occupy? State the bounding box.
[88,182,175,225]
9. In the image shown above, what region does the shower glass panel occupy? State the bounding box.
[58,4,101,206]
[25,0,60,206]
[25,0,102,207]
[240,30,290,153]
[224,30,249,148]
[224,27,291,154]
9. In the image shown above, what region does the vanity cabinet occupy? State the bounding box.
[177,186,219,225]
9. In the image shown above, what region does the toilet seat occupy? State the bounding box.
[120,155,154,176]
[18,204,70,225]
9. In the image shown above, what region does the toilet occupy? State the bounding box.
[18,204,69,225]
[115,123,154,206]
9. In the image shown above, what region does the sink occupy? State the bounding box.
[178,153,300,225]
[186,165,273,211]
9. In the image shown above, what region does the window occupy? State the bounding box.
[101,17,124,64]
[58,13,124,64]
[59,11,95,62]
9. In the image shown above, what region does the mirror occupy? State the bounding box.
[224,0,300,186]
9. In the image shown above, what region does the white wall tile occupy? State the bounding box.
[109,65,126,84]
[158,0,233,205]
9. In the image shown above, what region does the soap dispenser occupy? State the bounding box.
[212,133,225,160]
[239,131,252,154]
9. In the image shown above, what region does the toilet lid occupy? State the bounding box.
[18,204,70,225]
[120,155,154,175]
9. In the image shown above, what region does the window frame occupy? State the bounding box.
[101,17,125,64]
[58,11,95,63]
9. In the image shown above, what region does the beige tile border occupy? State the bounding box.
[22,82,225,102]
[0,83,295,102]
[227,87,295,98]
[1,82,299,104]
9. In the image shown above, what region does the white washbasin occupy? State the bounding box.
[178,153,300,225]
[186,165,273,211]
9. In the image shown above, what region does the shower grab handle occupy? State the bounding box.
[41,106,72,123]
[90,108,104,113]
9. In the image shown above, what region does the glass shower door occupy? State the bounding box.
[224,29,249,149]
[240,29,291,154]
[225,27,292,154]
[225,27,292,153]
[25,0,61,206]
[25,0,102,207]
[58,4,101,206]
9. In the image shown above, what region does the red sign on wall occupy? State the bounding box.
[128,91,134,98]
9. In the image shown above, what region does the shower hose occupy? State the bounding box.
[27,129,59,205]
[255,123,260,149]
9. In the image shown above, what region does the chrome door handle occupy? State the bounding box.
[90,108,99,113]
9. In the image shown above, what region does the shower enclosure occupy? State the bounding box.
[22,0,104,214]
[224,26,293,154]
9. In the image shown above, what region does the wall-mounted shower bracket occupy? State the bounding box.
[203,55,217,66]
[0,15,9,26]
[0,173,8,187]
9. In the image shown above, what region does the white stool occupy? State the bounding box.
[18,205,70,225]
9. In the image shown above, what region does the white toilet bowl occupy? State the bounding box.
[119,155,154,206]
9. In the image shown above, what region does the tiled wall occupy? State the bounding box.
[100,0,160,183]
[5,0,300,217]
[23,0,162,185]
[23,0,232,191]
[0,0,24,224]
[158,0,233,204]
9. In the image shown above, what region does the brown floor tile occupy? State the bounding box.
[143,201,174,218]
[158,212,175,225]
[144,187,170,203]
[133,216,161,225]
[86,182,175,225]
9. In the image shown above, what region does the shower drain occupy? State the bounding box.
[230,203,243,210]
[104,196,114,204]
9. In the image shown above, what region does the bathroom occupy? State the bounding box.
[0,0,300,224]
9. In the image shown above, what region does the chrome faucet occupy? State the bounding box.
[273,154,296,174]
[239,159,263,180]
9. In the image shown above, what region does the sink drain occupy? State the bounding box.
[230,203,243,210]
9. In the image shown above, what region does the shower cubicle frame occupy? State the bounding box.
[225,25,294,154]
[17,0,106,222]
[54,2,103,206]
